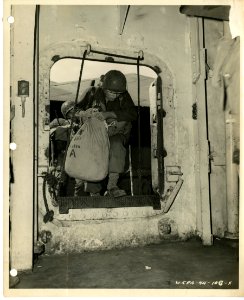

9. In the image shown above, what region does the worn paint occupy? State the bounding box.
[8,5,231,257]
[9,5,36,270]
[204,19,227,237]
[37,5,194,252]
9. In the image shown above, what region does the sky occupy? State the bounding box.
[50,59,157,83]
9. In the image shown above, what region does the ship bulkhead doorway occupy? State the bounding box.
[47,58,160,214]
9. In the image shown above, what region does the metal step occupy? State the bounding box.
[57,195,161,214]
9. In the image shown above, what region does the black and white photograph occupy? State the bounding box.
[3,0,244,297]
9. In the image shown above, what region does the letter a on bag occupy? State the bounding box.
[70,149,76,158]
[65,117,110,182]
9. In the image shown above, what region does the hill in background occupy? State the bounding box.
[50,74,156,107]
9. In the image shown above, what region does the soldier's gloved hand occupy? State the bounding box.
[78,108,98,122]
[93,111,105,121]
[106,118,117,125]
[107,119,118,136]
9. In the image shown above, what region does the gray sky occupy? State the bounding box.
[50,59,157,83]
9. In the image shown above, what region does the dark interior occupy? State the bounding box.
[49,100,154,199]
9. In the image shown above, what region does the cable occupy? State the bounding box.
[58,49,88,192]
[137,56,142,195]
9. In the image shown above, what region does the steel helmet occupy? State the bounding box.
[102,70,127,93]
[61,100,75,119]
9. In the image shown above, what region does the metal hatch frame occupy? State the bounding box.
[48,46,162,213]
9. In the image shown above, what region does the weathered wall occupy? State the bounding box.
[36,5,198,252]
[204,19,227,237]
[9,5,36,270]
[10,5,230,258]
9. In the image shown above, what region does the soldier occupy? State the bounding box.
[61,70,137,197]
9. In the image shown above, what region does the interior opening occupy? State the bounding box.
[49,59,158,203]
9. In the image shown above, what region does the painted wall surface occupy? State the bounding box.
[10,5,229,256]
[36,5,198,252]
[204,19,227,237]
[9,5,36,270]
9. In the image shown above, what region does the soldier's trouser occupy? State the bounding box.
[74,134,126,195]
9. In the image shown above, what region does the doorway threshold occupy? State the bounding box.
[57,195,161,214]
